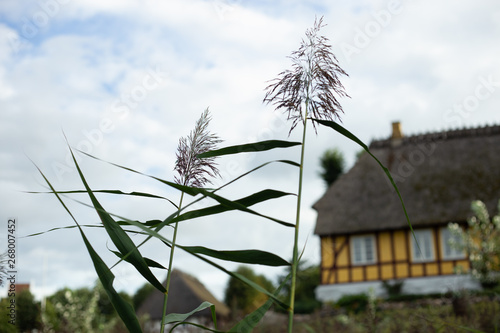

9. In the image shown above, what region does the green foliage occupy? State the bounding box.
[133,282,155,310]
[0,290,42,332]
[0,298,17,333]
[319,147,345,187]
[224,266,275,316]
[385,292,443,303]
[381,280,404,298]
[45,282,130,332]
[337,294,369,314]
[277,261,321,314]
[448,199,500,286]
[17,289,41,332]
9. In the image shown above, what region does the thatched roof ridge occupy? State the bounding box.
[314,124,500,236]
[137,269,230,321]
[370,124,500,149]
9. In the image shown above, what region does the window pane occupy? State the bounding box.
[442,229,452,256]
[412,230,433,261]
[414,234,423,259]
[351,235,375,264]
[364,237,373,261]
[441,227,465,259]
[424,236,432,259]
[354,238,362,263]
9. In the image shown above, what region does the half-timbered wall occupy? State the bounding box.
[320,228,470,285]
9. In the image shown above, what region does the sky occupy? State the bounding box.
[1,0,499,304]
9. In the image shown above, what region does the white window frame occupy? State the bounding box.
[350,234,377,265]
[411,229,434,262]
[440,227,466,260]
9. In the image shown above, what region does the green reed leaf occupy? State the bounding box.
[71,207,289,310]
[312,118,412,232]
[31,160,143,333]
[68,145,166,293]
[181,246,290,266]
[229,272,291,332]
[168,322,223,333]
[24,224,102,237]
[163,301,217,327]
[79,232,143,333]
[117,219,163,227]
[27,189,178,208]
[198,140,302,158]
[196,188,295,228]
[163,189,295,226]
[110,250,167,270]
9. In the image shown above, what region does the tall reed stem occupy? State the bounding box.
[288,101,309,332]
[160,192,185,333]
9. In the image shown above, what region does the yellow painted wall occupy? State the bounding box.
[366,266,378,280]
[320,229,471,285]
[336,236,349,266]
[378,232,393,262]
[351,267,363,282]
[396,263,408,278]
[393,231,407,261]
[381,264,393,280]
[337,269,349,283]
[321,236,333,268]
[426,263,439,275]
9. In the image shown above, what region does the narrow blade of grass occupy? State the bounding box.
[27,189,178,208]
[24,224,103,237]
[31,160,143,333]
[110,250,168,270]
[181,246,290,266]
[196,188,295,228]
[68,144,166,293]
[163,301,216,327]
[312,118,412,232]
[168,322,223,333]
[152,187,295,236]
[198,140,302,158]
[79,230,143,332]
[78,149,298,200]
[72,209,289,309]
[117,219,163,227]
[229,273,290,332]
[169,189,295,225]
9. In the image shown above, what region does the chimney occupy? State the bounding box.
[391,121,403,139]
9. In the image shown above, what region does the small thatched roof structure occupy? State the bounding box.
[314,123,500,236]
[137,269,230,321]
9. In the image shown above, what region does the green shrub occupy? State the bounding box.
[337,294,369,314]
[382,280,404,297]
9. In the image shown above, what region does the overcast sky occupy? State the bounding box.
[1,0,499,303]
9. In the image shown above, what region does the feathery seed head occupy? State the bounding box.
[174,108,222,187]
[263,16,349,134]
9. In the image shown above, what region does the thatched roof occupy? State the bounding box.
[314,123,500,236]
[137,269,230,321]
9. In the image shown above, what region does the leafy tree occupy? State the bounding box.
[224,266,274,316]
[0,297,17,333]
[319,148,345,187]
[277,260,321,314]
[133,282,155,310]
[17,289,41,332]
[449,199,500,287]
[46,281,128,332]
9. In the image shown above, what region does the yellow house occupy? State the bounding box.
[313,122,500,301]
